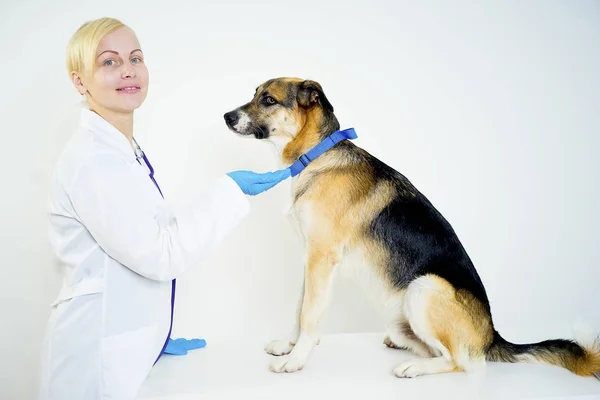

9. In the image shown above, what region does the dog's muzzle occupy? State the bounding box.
[224,111,269,139]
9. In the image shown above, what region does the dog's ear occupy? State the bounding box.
[296,80,334,112]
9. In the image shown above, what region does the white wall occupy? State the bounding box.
[1,0,599,398]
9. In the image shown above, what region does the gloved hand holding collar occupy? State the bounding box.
[227,168,291,196]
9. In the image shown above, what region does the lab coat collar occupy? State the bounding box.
[80,107,137,163]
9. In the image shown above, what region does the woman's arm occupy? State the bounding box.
[68,152,250,281]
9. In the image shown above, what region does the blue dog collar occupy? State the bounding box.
[289,128,357,177]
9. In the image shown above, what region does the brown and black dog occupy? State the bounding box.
[224,77,600,377]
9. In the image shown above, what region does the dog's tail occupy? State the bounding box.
[485,328,600,376]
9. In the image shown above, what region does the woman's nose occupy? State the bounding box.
[122,65,137,79]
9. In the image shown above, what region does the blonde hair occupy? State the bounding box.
[66,17,126,79]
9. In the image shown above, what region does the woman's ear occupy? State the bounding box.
[71,71,87,96]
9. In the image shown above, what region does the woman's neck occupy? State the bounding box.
[90,106,134,145]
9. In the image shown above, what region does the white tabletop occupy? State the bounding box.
[137,332,600,400]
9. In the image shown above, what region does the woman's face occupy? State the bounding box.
[75,27,149,114]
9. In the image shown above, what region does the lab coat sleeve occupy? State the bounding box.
[68,152,250,281]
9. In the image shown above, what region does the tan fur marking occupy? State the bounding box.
[300,245,341,335]
[263,80,290,102]
[572,341,600,376]
[417,275,492,369]
[282,108,324,163]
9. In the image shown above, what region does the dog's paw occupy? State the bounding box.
[265,340,294,356]
[393,360,425,378]
[383,335,402,349]
[268,355,305,373]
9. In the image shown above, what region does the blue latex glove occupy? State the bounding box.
[227,168,291,196]
[163,337,207,356]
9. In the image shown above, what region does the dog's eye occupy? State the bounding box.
[264,96,277,106]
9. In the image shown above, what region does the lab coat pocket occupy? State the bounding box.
[101,324,158,399]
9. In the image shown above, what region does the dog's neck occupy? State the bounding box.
[280,109,340,165]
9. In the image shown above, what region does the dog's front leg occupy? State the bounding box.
[265,208,306,356]
[265,279,304,356]
[269,246,339,373]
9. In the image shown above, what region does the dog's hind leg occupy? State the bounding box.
[393,274,493,378]
[384,311,435,358]
[268,242,342,373]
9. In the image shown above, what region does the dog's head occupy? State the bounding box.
[223,77,338,142]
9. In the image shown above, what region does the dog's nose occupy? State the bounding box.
[224,112,239,127]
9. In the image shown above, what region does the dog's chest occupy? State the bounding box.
[287,200,312,244]
[287,179,317,236]
[337,245,404,320]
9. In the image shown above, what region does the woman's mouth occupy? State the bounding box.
[117,86,141,94]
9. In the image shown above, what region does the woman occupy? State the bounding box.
[38,17,290,400]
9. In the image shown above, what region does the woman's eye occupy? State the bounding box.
[131,57,142,64]
[103,59,116,67]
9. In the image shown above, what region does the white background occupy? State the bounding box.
[1,0,599,398]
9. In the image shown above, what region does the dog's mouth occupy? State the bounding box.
[249,126,269,139]
[227,124,269,139]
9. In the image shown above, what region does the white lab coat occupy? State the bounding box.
[38,108,249,400]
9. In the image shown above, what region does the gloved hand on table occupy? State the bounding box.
[227,168,291,196]
[163,337,207,356]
